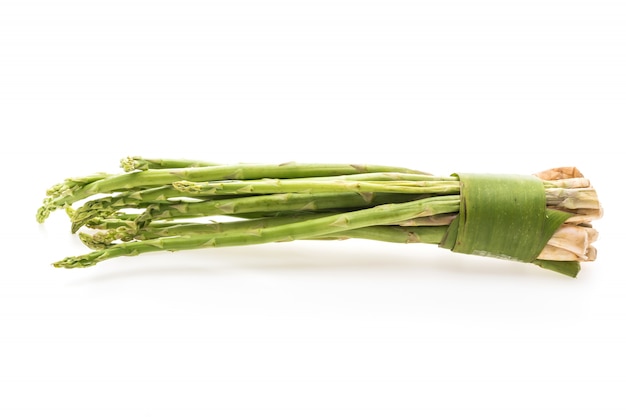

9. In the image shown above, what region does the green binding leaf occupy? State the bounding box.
[440,173,577,276]
[532,259,580,278]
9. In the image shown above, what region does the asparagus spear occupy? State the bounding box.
[132,192,437,228]
[121,156,220,172]
[173,178,460,196]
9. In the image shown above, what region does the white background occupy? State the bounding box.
[1,1,624,416]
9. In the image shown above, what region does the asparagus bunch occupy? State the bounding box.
[37,157,602,276]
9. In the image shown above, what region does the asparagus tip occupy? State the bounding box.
[36,204,52,223]
[46,182,65,198]
[79,232,112,250]
[120,156,142,172]
[53,255,97,269]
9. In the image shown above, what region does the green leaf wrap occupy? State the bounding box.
[440,173,577,276]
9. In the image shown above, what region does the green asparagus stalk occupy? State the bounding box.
[173,178,460,196]
[132,192,435,227]
[121,156,220,172]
